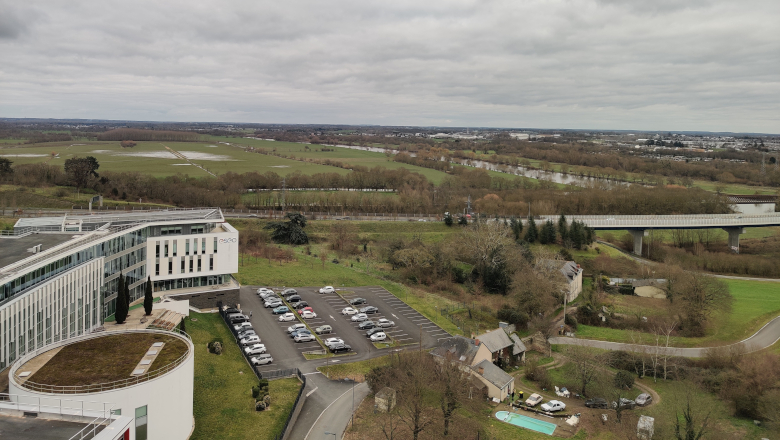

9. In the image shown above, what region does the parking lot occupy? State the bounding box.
[238,285,450,374]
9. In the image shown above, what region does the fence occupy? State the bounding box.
[217,302,307,440]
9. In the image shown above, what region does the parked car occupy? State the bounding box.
[349,298,367,306]
[285,295,302,303]
[278,312,296,322]
[366,328,385,337]
[319,286,335,294]
[260,292,278,300]
[233,322,253,332]
[226,312,244,320]
[244,344,267,356]
[351,313,369,322]
[257,288,274,295]
[229,315,249,324]
[287,323,307,333]
[292,301,310,310]
[315,325,332,334]
[612,398,636,410]
[282,288,297,295]
[324,337,344,347]
[250,354,273,365]
[329,343,352,353]
[290,329,312,339]
[525,393,543,407]
[224,308,241,315]
[635,393,652,407]
[541,400,566,412]
[240,335,262,346]
[369,332,387,342]
[301,311,318,319]
[341,307,358,315]
[272,306,289,315]
[294,333,316,343]
[584,398,608,409]
[297,306,314,315]
[264,300,283,308]
[359,306,378,314]
[376,318,395,328]
[237,329,257,340]
[358,320,376,330]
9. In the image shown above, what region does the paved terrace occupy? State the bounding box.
[536,213,780,254]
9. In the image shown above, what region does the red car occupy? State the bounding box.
[297,306,314,315]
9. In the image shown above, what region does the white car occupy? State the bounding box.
[319,286,335,294]
[341,307,358,315]
[324,337,345,347]
[257,287,274,295]
[287,323,307,333]
[301,311,318,319]
[369,332,387,342]
[376,318,395,328]
[240,335,261,346]
[541,400,566,412]
[233,322,253,332]
[351,313,368,322]
[278,312,296,322]
[294,333,316,343]
[251,354,273,365]
[244,344,267,355]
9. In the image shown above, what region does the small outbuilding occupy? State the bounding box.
[375,387,397,413]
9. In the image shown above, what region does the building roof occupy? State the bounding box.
[510,334,527,355]
[726,194,776,204]
[559,261,581,283]
[0,413,99,440]
[475,329,513,354]
[472,359,514,389]
[430,335,479,365]
[0,233,77,270]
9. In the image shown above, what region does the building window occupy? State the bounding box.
[197,256,202,272]
[155,243,160,258]
[173,242,177,257]
[164,243,169,258]
[189,257,193,273]
[135,405,148,440]
[168,259,173,275]
[202,239,206,253]
[185,240,190,255]
[209,254,214,271]
[155,261,160,276]
[193,239,198,255]
[213,237,218,253]
[181,258,185,274]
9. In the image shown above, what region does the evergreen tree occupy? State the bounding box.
[558,214,570,247]
[570,220,585,250]
[540,220,557,244]
[115,271,128,324]
[509,216,523,241]
[524,217,538,243]
[124,273,130,310]
[144,276,153,316]
[443,212,454,226]
[264,212,309,245]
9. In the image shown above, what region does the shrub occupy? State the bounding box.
[614,370,635,389]
[564,314,578,330]
[54,187,69,198]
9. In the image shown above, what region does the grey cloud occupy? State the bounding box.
[0,0,778,132]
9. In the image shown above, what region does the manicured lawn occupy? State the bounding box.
[29,333,187,386]
[576,279,780,347]
[317,354,391,381]
[188,313,302,440]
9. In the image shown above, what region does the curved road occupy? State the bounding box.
[550,315,780,358]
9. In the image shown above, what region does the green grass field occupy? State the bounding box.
[188,313,302,440]
[576,278,780,347]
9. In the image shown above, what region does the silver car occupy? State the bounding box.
[351,313,368,322]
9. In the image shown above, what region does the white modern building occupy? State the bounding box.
[0,208,238,370]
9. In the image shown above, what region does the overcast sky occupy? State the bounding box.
[1,0,778,132]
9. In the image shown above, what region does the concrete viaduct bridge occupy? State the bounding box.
[536,213,780,255]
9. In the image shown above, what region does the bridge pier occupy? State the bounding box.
[629,229,647,256]
[723,227,745,253]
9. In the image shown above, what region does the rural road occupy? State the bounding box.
[550,315,780,358]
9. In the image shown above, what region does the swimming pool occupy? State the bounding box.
[495,411,557,435]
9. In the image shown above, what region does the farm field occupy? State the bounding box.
[576,278,780,347]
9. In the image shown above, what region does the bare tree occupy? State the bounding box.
[565,344,602,396]
[435,361,470,436]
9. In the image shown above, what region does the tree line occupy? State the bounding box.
[96,128,201,142]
